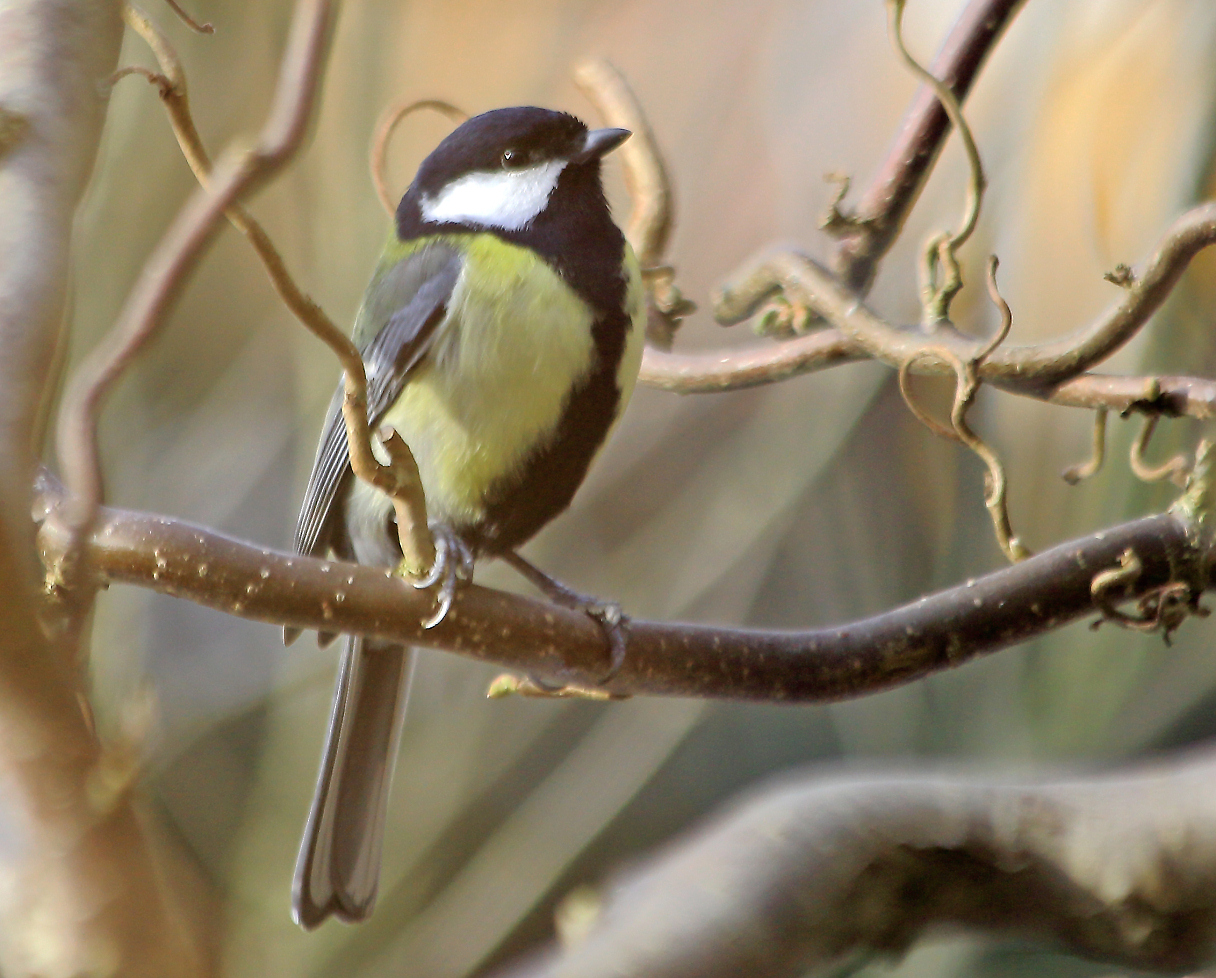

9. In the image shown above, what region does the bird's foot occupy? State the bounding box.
[399,523,474,629]
[501,551,628,681]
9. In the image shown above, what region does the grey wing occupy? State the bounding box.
[292,244,462,560]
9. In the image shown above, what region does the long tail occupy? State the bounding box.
[292,637,415,929]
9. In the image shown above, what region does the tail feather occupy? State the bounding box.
[293,637,414,928]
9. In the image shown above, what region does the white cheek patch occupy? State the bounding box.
[421,160,566,231]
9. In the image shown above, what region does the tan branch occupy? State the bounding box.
[56,0,335,564]
[0,2,214,974]
[573,60,671,269]
[575,59,693,349]
[370,98,467,217]
[120,3,436,578]
[504,748,1216,978]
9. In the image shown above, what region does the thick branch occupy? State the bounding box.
[0,2,213,976]
[639,330,863,393]
[37,482,1214,702]
[503,749,1216,978]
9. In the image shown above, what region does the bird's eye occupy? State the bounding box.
[501,148,516,168]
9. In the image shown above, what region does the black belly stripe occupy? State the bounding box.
[467,304,629,553]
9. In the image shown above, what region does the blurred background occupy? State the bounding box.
[59,0,1216,974]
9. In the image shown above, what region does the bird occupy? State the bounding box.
[287,106,645,928]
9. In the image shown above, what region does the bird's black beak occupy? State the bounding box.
[571,127,631,164]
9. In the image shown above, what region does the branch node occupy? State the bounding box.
[819,172,875,238]
[1172,438,1216,538]
[643,265,697,348]
[1090,547,1207,644]
[1104,263,1136,288]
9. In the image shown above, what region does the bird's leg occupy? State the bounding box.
[401,522,475,629]
[499,551,628,681]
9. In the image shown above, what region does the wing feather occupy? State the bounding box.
[293,245,462,558]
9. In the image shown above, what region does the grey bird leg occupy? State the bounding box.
[499,550,628,680]
[403,521,475,629]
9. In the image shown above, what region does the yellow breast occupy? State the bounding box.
[378,235,601,526]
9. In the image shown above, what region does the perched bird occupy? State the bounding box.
[288,106,644,928]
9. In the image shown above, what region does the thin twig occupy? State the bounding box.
[897,258,1027,561]
[574,59,694,349]
[888,0,986,325]
[1062,408,1108,484]
[56,0,335,573]
[161,0,212,33]
[1129,414,1190,488]
[977,254,1012,359]
[370,97,467,216]
[116,1,437,577]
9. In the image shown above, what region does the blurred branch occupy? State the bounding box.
[573,60,671,269]
[55,0,335,570]
[370,98,467,216]
[118,1,437,578]
[575,59,695,349]
[500,747,1216,978]
[0,2,213,975]
[35,466,1216,701]
[640,0,1024,386]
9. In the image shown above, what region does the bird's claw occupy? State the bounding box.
[408,524,474,629]
[499,551,629,683]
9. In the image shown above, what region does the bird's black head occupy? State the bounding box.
[397,107,629,238]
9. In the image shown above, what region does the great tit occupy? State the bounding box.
[288,106,644,928]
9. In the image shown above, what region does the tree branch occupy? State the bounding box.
[35,467,1216,701]
[832,0,1025,291]
[639,0,1026,390]
[118,0,436,577]
[54,0,334,555]
[500,746,1216,978]
[0,2,217,975]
